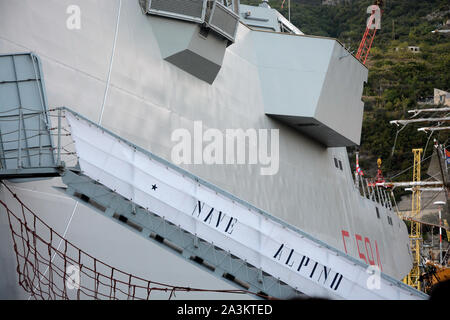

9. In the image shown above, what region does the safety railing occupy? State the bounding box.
[355,175,393,210]
[0,107,77,179]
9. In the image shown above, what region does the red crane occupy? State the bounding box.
[356,0,383,65]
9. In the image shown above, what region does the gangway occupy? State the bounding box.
[0,52,428,300]
[0,53,62,179]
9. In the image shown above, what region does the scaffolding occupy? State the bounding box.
[403,149,423,291]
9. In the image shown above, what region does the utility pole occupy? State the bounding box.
[434,140,449,190]
[392,19,395,40]
[288,0,291,22]
[432,226,434,252]
[435,201,446,265]
[390,117,450,126]
[440,209,443,264]
[355,151,360,189]
[408,107,450,115]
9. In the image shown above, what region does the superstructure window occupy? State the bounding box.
[199,26,210,38]
[333,157,343,171]
[375,207,380,219]
[387,216,393,226]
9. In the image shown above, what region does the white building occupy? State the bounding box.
[434,89,450,106]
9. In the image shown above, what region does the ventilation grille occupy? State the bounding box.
[208,1,239,42]
[147,0,207,23]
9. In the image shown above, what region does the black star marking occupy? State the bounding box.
[152,184,158,191]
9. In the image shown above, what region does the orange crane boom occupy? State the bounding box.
[356,0,383,65]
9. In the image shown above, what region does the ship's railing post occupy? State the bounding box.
[38,112,42,167]
[0,129,4,170]
[367,180,374,201]
[57,108,62,166]
[375,186,381,205]
[380,187,387,207]
[364,178,371,199]
[366,181,373,201]
[383,189,389,208]
[380,188,384,206]
[387,192,393,210]
[361,177,367,198]
[385,190,393,210]
[370,185,377,201]
[18,110,22,169]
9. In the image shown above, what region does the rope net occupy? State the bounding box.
[1,182,269,300]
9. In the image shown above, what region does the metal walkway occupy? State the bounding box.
[0,53,429,300]
[0,53,61,179]
[58,108,428,300]
[61,168,299,299]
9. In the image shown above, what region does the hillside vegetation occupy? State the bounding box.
[242,0,450,185]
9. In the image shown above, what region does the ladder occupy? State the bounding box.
[403,149,423,291]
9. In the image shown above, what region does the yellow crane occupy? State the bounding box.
[444,219,450,241]
[422,260,450,293]
[403,148,423,291]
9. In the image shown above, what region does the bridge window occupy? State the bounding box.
[334,157,343,171]
[387,216,393,226]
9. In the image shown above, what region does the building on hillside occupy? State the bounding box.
[434,89,450,106]
[394,46,420,53]
[322,0,351,5]
[407,46,420,53]
[431,20,450,35]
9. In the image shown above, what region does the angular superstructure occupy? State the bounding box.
[255,32,367,146]
[145,0,367,145]
[141,0,240,83]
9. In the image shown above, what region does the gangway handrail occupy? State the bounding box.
[59,106,429,299]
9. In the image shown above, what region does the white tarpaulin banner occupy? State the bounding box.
[65,111,425,300]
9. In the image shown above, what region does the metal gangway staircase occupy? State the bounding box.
[0,53,428,300]
[0,53,62,179]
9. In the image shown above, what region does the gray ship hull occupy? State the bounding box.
[0,0,412,299]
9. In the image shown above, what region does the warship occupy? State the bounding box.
[0,0,427,299]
